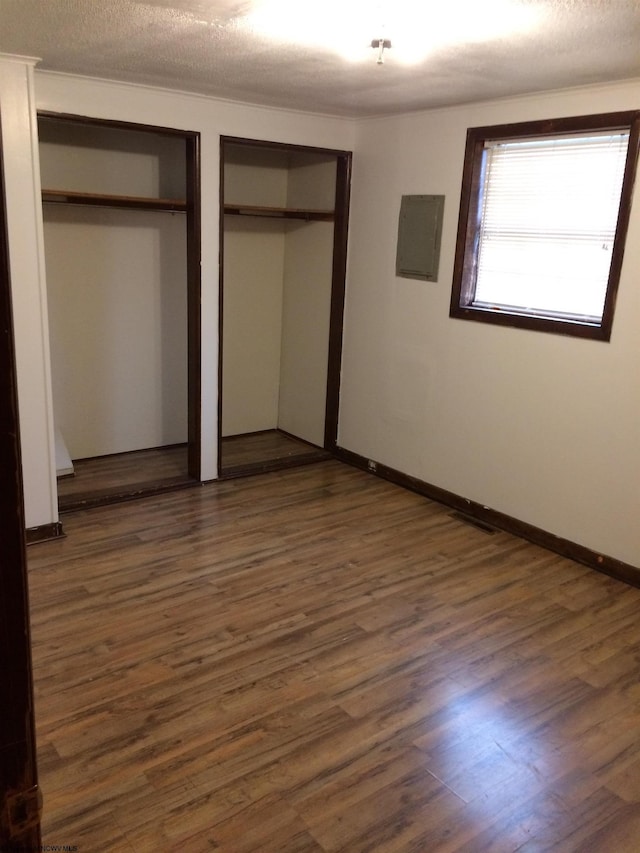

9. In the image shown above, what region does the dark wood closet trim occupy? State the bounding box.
[37,110,194,138]
[217,138,226,478]
[335,446,640,589]
[218,135,352,477]
[219,135,352,159]
[37,111,202,489]
[325,150,352,451]
[186,131,202,480]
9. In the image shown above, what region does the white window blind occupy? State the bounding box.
[474,131,630,322]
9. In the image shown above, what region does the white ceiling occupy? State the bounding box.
[0,0,639,118]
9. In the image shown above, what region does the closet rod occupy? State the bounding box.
[42,189,187,213]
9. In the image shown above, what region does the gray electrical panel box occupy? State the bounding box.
[396,194,445,282]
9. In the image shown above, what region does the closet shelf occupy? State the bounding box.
[224,203,334,222]
[41,189,187,212]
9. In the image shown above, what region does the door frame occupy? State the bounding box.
[217,135,352,474]
[0,111,42,848]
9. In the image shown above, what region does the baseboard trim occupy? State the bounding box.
[26,522,65,545]
[334,446,640,589]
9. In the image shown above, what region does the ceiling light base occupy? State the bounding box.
[371,38,392,65]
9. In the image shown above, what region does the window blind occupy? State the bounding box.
[474,131,630,321]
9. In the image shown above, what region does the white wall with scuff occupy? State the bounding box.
[340,79,640,567]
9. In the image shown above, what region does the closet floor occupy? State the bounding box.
[57,433,329,511]
[57,444,193,512]
[220,429,330,476]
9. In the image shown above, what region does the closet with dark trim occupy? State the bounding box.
[219,137,351,476]
[38,113,201,510]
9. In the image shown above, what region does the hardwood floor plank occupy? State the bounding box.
[220,428,329,476]
[57,445,189,496]
[56,444,194,512]
[27,460,640,850]
[304,764,462,853]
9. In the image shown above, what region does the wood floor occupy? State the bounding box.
[57,445,192,511]
[27,461,640,851]
[57,432,327,512]
[220,429,329,476]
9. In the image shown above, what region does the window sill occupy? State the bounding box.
[449,303,610,341]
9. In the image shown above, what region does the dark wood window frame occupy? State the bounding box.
[450,111,640,341]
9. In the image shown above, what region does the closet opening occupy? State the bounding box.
[38,113,201,511]
[218,136,351,477]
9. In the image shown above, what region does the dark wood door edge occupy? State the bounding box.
[0,109,41,846]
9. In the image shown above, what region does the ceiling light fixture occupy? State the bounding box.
[243,0,545,66]
[371,37,391,64]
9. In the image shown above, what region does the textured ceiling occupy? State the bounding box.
[0,0,639,117]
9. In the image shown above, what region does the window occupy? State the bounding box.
[450,112,640,340]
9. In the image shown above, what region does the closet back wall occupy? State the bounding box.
[222,147,288,437]
[278,155,336,446]
[40,124,188,459]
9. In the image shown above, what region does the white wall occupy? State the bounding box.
[278,220,334,445]
[0,56,57,529]
[38,120,186,198]
[222,217,285,436]
[278,157,336,446]
[222,147,287,436]
[6,70,355,518]
[340,79,640,567]
[44,207,187,458]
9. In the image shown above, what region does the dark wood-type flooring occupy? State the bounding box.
[57,445,192,511]
[28,460,640,851]
[57,432,326,512]
[220,430,329,476]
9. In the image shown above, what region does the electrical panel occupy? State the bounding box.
[396,194,445,282]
